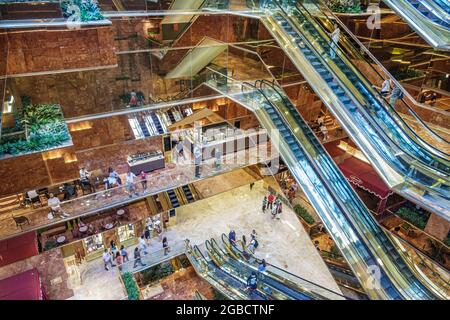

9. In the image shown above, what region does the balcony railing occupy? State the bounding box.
[2,138,275,241]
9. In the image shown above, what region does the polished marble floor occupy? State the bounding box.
[67,179,341,299]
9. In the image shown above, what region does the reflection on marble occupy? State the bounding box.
[163,180,342,294]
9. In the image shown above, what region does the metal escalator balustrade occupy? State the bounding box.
[381,0,450,49]
[296,0,450,158]
[205,240,287,299]
[184,240,254,300]
[272,1,450,180]
[257,2,450,217]
[205,69,446,299]
[205,239,313,300]
[219,234,352,300]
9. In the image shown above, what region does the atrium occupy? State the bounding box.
[0,0,449,301]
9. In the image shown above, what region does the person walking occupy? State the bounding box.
[115,251,123,271]
[120,245,129,262]
[229,230,237,245]
[139,235,149,255]
[380,79,391,97]
[194,145,202,178]
[276,201,283,220]
[139,170,148,192]
[251,229,257,241]
[102,249,115,271]
[262,196,268,213]
[267,193,275,210]
[388,83,404,107]
[162,237,170,256]
[246,271,258,295]
[248,237,258,254]
[133,247,146,268]
[329,25,340,59]
[110,240,118,257]
[242,235,247,247]
[144,226,151,245]
[258,259,267,280]
[214,148,222,170]
[125,170,139,198]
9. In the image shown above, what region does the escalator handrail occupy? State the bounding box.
[220,234,351,299]
[261,8,450,197]
[270,4,450,188]
[238,79,414,299]
[301,0,450,146]
[283,0,450,164]
[211,68,441,299]
[255,78,448,298]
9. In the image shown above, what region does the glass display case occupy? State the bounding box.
[83,234,104,260]
[118,224,135,243]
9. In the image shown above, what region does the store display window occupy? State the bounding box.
[118,224,135,243]
[84,234,104,254]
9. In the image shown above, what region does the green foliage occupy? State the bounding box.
[0,104,70,157]
[330,244,342,259]
[444,233,450,247]
[391,68,424,81]
[212,289,228,300]
[44,240,59,251]
[61,0,104,22]
[395,206,429,230]
[121,272,139,300]
[294,204,315,225]
[141,262,174,286]
[326,0,362,13]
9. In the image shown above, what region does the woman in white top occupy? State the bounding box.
[47,193,70,218]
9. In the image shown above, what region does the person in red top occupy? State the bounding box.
[267,193,275,210]
[129,91,138,107]
[139,170,148,192]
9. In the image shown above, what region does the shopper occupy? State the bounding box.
[125,170,139,198]
[47,193,70,218]
[246,271,258,294]
[380,79,391,97]
[248,237,258,254]
[110,240,118,256]
[139,235,149,255]
[329,25,340,59]
[388,82,404,107]
[115,251,123,271]
[139,170,148,192]
[267,193,275,210]
[120,245,129,262]
[133,247,146,268]
[194,145,202,178]
[276,201,283,219]
[242,235,247,247]
[103,249,115,271]
[258,259,267,273]
[251,229,257,240]
[214,148,222,170]
[262,196,268,213]
[144,226,151,245]
[108,167,122,185]
[320,124,329,142]
[229,230,237,244]
[162,237,170,256]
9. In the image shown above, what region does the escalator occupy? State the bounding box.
[185,240,255,299]
[256,1,450,218]
[185,240,268,300]
[150,112,165,135]
[205,70,447,299]
[205,239,316,300]
[220,234,352,299]
[382,0,450,50]
[182,185,195,203]
[167,189,181,208]
[138,118,151,137]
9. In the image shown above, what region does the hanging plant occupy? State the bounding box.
[325,0,362,13]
